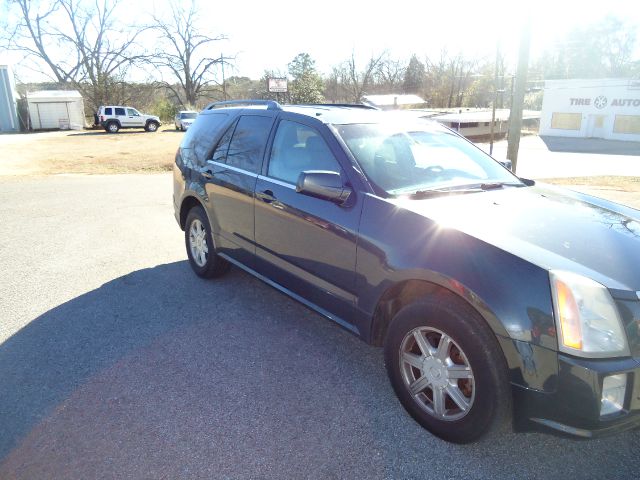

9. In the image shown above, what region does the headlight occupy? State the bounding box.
[550,271,629,358]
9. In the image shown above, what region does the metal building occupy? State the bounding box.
[27,90,86,130]
[0,65,19,133]
[540,78,640,142]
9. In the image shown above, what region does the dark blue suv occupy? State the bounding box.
[173,100,640,443]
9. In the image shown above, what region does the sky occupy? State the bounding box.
[188,0,640,78]
[2,0,639,82]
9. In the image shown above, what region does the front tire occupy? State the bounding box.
[184,206,230,278]
[145,121,159,132]
[384,297,512,444]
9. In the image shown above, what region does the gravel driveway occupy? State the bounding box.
[0,174,638,479]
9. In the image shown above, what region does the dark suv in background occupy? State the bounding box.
[173,100,640,443]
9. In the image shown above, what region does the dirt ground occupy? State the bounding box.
[0,128,182,175]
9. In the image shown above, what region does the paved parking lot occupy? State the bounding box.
[1,174,639,479]
[480,135,640,179]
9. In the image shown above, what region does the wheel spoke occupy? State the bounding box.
[402,351,423,370]
[413,331,433,357]
[432,388,446,416]
[199,250,206,265]
[435,334,452,361]
[446,385,471,412]
[447,365,473,379]
[409,375,431,395]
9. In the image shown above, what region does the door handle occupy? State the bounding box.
[200,169,214,179]
[258,189,275,203]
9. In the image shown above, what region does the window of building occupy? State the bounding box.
[613,115,640,135]
[461,122,479,128]
[268,120,342,185]
[551,113,582,130]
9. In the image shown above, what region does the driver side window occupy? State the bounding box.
[268,120,341,185]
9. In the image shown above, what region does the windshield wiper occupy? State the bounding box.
[407,182,523,199]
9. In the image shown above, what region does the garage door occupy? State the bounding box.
[32,102,70,129]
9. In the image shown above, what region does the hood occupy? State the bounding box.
[391,184,640,293]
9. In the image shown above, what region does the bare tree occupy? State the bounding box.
[340,51,386,103]
[422,50,479,108]
[3,0,146,110]
[149,1,227,108]
[375,57,406,92]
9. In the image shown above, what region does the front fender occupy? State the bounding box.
[355,193,559,391]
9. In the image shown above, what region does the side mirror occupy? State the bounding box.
[498,159,513,171]
[519,177,536,186]
[296,171,352,205]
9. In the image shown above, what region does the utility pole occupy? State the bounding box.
[506,20,532,173]
[220,53,227,101]
[489,43,500,156]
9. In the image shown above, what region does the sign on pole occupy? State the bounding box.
[268,78,288,93]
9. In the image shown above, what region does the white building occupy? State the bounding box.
[540,78,640,142]
[361,94,426,110]
[27,90,86,130]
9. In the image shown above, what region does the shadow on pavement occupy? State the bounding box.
[540,136,640,156]
[0,262,194,459]
[1,261,638,478]
[68,129,174,136]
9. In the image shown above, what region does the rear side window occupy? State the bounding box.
[210,120,238,164]
[181,112,229,167]
[104,107,112,115]
[224,115,273,173]
[115,107,125,116]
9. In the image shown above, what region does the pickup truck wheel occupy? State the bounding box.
[105,121,119,133]
[185,206,230,278]
[384,298,512,444]
[145,121,159,132]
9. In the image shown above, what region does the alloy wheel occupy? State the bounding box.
[399,326,475,421]
[189,219,209,267]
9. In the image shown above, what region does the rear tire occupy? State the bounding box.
[384,297,512,444]
[185,206,230,278]
[105,121,119,133]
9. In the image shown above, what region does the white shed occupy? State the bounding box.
[27,90,86,130]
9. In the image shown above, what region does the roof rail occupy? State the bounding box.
[300,103,379,110]
[205,99,282,110]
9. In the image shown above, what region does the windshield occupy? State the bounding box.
[336,122,520,196]
[181,112,198,119]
